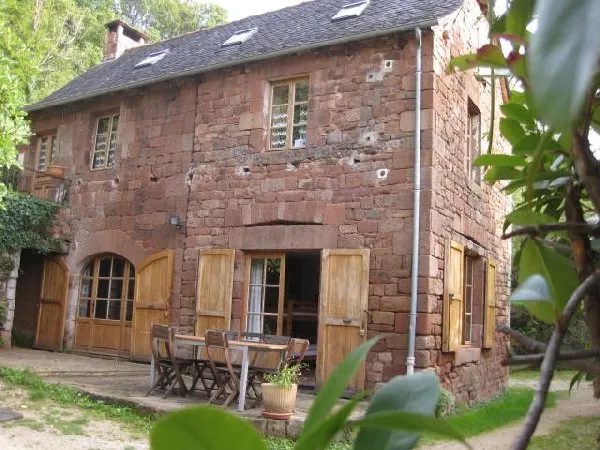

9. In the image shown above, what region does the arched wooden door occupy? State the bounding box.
[35,257,69,350]
[131,250,174,358]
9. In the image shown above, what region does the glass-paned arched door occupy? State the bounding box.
[74,254,135,354]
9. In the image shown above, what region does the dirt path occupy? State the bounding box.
[423,381,600,450]
[0,381,149,450]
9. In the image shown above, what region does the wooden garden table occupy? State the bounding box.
[149,333,288,412]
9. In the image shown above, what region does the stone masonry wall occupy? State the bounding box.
[180,32,437,386]
[430,0,512,402]
[26,80,196,347]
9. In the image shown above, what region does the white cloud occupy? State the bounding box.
[211,0,308,22]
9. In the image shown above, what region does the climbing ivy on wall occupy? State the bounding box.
[0,191,61,256]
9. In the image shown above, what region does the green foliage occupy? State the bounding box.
[0,0,227,104]
[0,253,14,281]
[151,338,467,450]
[0,367,157,434]
[435,388,456,418]
[528,0,600,131]
[0,191,60,254]
[263,364,302,387]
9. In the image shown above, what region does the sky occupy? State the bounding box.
[212,0,307,22]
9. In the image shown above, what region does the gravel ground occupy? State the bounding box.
[0,381,149,450]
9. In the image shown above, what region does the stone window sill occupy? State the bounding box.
[454,346,481,366]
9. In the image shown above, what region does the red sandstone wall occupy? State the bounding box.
[430,0,512,402]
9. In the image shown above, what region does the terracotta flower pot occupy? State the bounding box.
[47,165,66,178]
[261,383,298,420]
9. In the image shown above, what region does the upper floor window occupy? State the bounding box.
[92,114,119,170]
[37,134,58,171]
[270,79,308,150]
[467,100,481,183]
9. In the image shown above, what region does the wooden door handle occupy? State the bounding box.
[343,318,352,324]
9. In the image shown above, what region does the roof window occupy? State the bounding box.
[332,0,370,20]
[222,27,258,47]
[134,49,168,68]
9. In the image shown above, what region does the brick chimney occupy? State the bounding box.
[103,20,149,61]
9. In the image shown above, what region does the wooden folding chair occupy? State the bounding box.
[146,324,193,398]
[285,338,310,365]
[205,330,242,407]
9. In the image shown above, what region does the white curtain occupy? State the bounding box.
[247,259,264,334]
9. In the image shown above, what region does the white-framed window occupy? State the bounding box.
[222,27,258,46]
[332,1,370,20]
[37,134,58,171]
[246,255,285,335]
[269,79,309,150]
[91,114,119,170]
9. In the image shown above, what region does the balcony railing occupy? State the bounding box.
[0,166,70,204]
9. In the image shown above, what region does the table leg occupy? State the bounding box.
[238,346,249,412]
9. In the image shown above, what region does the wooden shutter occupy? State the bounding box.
[196,249,235,336]
[131,250,174,358]
[35,257,69,350]
[443,241,464,352]
[317,249,369,391]
[483,260,497,348]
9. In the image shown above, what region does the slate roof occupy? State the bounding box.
[28,0,463,111]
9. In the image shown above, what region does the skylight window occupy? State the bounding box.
[222,27,258,47]
[332,0,370,20]
[134,50,168,68]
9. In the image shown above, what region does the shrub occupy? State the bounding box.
[263,364,302,387]
[435,388,456,417]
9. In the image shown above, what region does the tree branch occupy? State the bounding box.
[511,270,600,450]
[502,222,600,239]
[504,349,600,365]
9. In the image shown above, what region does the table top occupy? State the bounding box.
[174,334,288,351]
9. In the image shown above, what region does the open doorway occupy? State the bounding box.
[244,251,320,388]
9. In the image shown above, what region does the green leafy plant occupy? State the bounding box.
[0,191,60,254]
[263,364,302,387]
[435,388,456,418]
[449,0,600,447]
[151,338,467,450]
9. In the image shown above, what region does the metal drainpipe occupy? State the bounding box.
[406,27,422,376]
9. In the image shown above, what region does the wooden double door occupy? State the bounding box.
[195,248,370,391]
[37,250,173,358]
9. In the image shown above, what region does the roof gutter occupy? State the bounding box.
[26,19,440,112]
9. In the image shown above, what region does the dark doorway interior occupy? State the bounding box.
[284,252,320,387]
[13,250,44,347]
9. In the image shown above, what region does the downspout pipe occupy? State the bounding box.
[406,27,422,376]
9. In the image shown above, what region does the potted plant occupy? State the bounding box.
[47,165,66,178]
[261,364,301,420]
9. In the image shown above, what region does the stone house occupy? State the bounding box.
[7,0,511,402]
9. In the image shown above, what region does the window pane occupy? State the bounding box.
[82,261,94,278]
[112,258,125,277]
[78,299,90,318]
[97,118,109,134]
[294,80,308,102]
[99,258,111,277]
[50,136,58,164]
[126,301,133,321]
[271,128,287,149]
[127,279,135,300]
[80,279,92,297]
[463,314,472,342]
[95,299,108,319]
[111,115,119,132]
[92,151,106,169]
[292,125,307,148]
[109,279,123,299]
[97,279,109,298]
[266,259,281,285]
[465,286,472,313]
[38,137,48,171]
[129,264,135,277]
[293,103,308,125]
[272,85,289,106]
[271,104,288,129]
[248,285,263,314]
[264,287,279,313]
[108,300,121,320]
[263,315,277,335]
